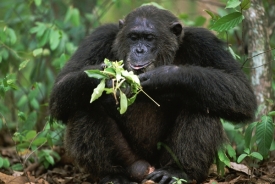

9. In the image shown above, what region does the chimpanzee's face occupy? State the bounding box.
[124,17,158,73]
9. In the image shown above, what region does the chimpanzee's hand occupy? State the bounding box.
[144,169,176,184]
[138,65,179,90]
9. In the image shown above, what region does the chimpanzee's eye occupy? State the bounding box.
[145,34,154,41]
[129,34,138,41]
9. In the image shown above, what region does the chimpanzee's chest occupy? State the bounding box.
[115,102,177,159]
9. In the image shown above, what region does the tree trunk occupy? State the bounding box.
[243,0,273,120]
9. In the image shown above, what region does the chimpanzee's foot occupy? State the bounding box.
[143,168,192,184]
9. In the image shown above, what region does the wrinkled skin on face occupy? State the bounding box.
[112,6,183,74]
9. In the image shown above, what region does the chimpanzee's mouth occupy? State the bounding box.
[129,61,153,70]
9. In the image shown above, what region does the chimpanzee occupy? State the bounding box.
[49,5,257,184]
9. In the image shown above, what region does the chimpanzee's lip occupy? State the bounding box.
[130,61,152,70]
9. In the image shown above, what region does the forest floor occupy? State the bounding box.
[0,131,275,184]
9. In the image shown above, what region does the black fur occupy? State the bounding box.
[49,5,257,184]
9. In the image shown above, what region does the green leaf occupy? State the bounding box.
[47,135,53,147]
[210,12,244,32]
[71,8,80,26]
[205,10,220,21]
[256,115,274,158]
[3,158,10,168]
[119,91,128,114]
[90,79,105,103]
[85,70,108,79]
[32,137,47,146]
[225,0,241,9]
[104,88,114,94]
[237,153,247,163]
[217,148,230,166]
[11,163,24,171]
[268,111,275,116]
[104,67,116,77]
[43,160,50,168]
[121,70,140,85]
[250,152,263,161]
[17,111,26,121]
[128,93,138,106]
[6,28,17,44]
[244,147,250,154]
[25,130,37,141]
[22,111,37,131]
[50,29,60,50]
[194,16,206,26]
[19,60,30,70]
[241,0,251,10]
[33,48,43,57]
[226,144,236,161]
[244,121,258,149]
[39,29,50,47]
[45,155,55,165]
[34,0,42,6]
[0,157,3,168]
[228,46,240,60]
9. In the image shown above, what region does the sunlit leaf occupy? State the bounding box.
[210,12,244,32]
[71,8,80,26]
[90,79,105,103]
[25,130,37,141]
[226,144,236,161]
[237,153,247,163]
[250,152,263,161]
[104,67,116,77]
[32,137,47,146]
[128,93,138,106]
[50,29,60,50]
[45,155,55,165]
[85,70,107,79]
[33,48,43,57]
[19,60,30,70]
[218,149,230,167]
[34,0,42,6]
[225,0,241,9]
[268,111,275,116]
[119,91,127,114]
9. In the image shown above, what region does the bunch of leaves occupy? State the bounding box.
[12,120,64,170]
[85,58,159,114]
[0,156,10,170]
[206,0,250,33]
[216,143,236,176]
[205,0,251,61]
[222,111,275,175]
[238,112,275,162]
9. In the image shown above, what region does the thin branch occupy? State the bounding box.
[241,48,275,68]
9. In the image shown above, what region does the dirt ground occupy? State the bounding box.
[1,132,275,184]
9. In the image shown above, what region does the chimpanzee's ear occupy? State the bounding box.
[170,22,182,36]
[119,19,124,29]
